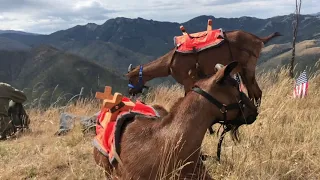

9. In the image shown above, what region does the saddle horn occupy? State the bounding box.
[128,64,133,73]
[180,25,188,36]
[207,19,212,31]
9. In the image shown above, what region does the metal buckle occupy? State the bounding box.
[238,100,244,107]
[138,65,143,78]
[219,104,227,113]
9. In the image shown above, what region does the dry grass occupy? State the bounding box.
[1,67,320,180]
[0,100,105,180]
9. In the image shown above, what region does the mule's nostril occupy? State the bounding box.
[246,115,257,124]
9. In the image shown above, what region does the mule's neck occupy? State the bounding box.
[128,49,175,81]
[161,90,217,156]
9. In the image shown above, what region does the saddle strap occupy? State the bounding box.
[111,142,124,167]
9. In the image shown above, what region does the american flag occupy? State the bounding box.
[293,70,308,98]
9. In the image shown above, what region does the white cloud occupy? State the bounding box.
[0,0,318,34]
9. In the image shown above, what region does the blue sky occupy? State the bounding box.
[0,0,318,34]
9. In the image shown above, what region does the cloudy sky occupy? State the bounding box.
[0,0,318,34]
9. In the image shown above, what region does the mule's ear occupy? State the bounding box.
[128,64,132,72]
[223,61,238,78]
[215,63,224,71]
[216,61,239,83]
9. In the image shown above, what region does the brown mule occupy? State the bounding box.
[94,61,258,179]
[126,29,281,106]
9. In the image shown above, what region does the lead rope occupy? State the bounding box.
[216,92,245,162]
[216,125,231,162]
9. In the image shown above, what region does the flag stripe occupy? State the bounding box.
[293,70,308,98]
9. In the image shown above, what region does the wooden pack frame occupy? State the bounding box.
[95,86,135,127]
[179,19,213,36]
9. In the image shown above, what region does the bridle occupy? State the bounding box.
[192,86,246,122]
[128,65,148,95]
[191,82,250,162]
[128,65,143,90]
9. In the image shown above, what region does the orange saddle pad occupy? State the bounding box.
[93,99,160,165]
[174,28,225,53]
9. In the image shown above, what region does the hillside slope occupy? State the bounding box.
[0,37,31,51]
[56,40,154,73]
[0,30,38,35]
[258,39,320,75]
[0,45,128,106]
[0,50,29,82]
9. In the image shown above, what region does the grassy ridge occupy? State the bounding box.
[0,67,319,179]
[0,45,129,108]
[258,39,320,75]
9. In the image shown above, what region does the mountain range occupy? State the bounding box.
[0,12,319,105]
[0,45,128,107]
[1,13,320,56]
[0,30,38,35]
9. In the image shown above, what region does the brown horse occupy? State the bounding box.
[125,29,281,106]
[94,61,258,179]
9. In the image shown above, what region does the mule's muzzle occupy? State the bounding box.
[254,98,261,108]
[128,85,148,96]
[239,92,259,125]
[128,87,140,96]
[128,87,134,95]
[245,114,257,124]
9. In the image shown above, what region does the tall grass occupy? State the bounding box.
[0,67,319,179]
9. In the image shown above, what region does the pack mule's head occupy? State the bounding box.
[194,61,258,127]
[125,64,148,96]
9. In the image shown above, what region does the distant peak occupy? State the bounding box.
[0,29,39,35]
[191,15,215,20]
[85,23,98,31]
[86,22,97,26]
[239,16,259,20]
[313,12,320,17]
[103,16,158,25]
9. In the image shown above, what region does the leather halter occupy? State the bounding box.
[191,85,245,123]
[128,65,149,95]
[191,84,248,162]
[128,65,143,89]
